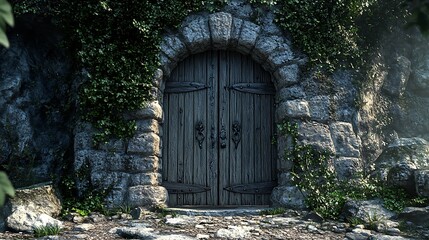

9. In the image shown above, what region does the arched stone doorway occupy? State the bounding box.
[162,50,277,206]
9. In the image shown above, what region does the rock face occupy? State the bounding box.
[1,183,63,233]
[340,199,396,223]
[398,206,429,227]
[1,0,428,210]
[0,16,74,187]
[372,138,429,195]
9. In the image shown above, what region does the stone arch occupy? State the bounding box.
[154,11,304,207]
[75,8,363,209]
[155,12,299,91]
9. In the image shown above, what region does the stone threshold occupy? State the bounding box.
[166,205,272,216]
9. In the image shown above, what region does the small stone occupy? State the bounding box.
[73,224,95,232]
[355,224,365,229]
[387,228,401,235]
[196,234,210,239]
[195,224,205,229]
[72,215,85,224]
[307,225,318,232]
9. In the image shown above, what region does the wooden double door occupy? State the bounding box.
[162,50,276,206]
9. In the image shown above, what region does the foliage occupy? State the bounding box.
[33,224,62,238]
[152,205,177,218]
[57,155,110,217]
[406,0,429,33]
[60,178,109,217]
[272,0,372,71]
[280,120,429,219]
[247,0,410,72]
[0,0,13,48]
[260,207,286,215]
[11,0,226,143]
[0,171,14,206]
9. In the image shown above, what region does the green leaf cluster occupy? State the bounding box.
[0,171,14,206]
[280,121,429,219]
[250,0,409,72]
[33,224,62,238]
[0,0,13,48]
[12,0,226,143]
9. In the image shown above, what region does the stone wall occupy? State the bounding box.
[75,1,365,208]
[2,1,428,209]
[0,16,74,187]
[358,26,429,168]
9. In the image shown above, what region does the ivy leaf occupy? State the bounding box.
[0,171,15,206]
[0,0,14,48]
[0,27,9,48]
[0,0,13,26]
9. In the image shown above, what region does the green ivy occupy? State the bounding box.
[12,0,226,143]
[248,0,409,72]
[280,121,429,219]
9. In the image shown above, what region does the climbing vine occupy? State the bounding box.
[11,0,227,143]
[10,0,410,142]
[279,121,428,219]
[249,0,409,72]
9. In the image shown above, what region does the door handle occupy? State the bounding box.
[232,121,241,149]
[219,125,227,148]
[195,121,205,149]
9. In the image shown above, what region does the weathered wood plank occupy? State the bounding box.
[164,50,276,207]
[230,51,242,205]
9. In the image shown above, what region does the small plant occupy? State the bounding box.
[260,207,286,215]
[347,216,364,227]
[33,224,62,238]
[152,205,177,218]
[365,212,385,231]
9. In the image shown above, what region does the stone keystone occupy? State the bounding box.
[209,12,232,49]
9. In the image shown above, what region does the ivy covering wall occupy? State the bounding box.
[10,0,409,143]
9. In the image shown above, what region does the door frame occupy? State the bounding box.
[155,12,300,207]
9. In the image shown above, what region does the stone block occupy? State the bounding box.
[334,157,363,180]
[75,150,108,173]
[91,171,130,190]
[276,99,310,121]
[273,64,299,89]
[229,18,243,48]
[308,95,331,122]
[181,16,211,54]
[158,52,173,77]
[99,138,126,152]
[127,132,160,156]
[297,121,335,154]
[160,34,188,62]
[127,185,168,208]
[276,86,305,102]
[271,186,306,209]
[128,155,159,173]
[251,35,284,63]
[330,122,361,157]
[236,20,260,54]
[415,169,429,197]
[130,173,161,186]
[105,189,127,208]
[152,68,163,88]
[135,119,159,134]
[209,12,232,49]
[278,172,293,186]
[125,101,163,121]
[267,45,294,70]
